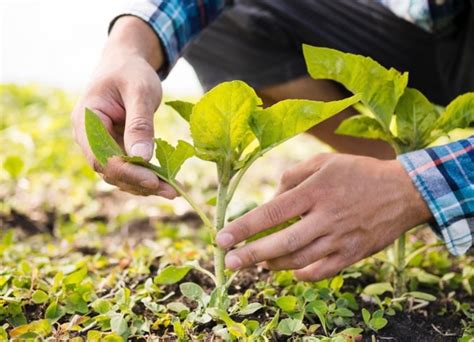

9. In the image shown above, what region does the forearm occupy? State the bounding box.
[103,16,164,71]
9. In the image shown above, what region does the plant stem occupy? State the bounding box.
[392,144,407,298]
[394,232,406,297]
[214,175,230,288]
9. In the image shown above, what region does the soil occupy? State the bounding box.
[4,208,471,341]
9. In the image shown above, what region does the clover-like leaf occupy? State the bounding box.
[84,108,124,166]
[190,81,262,164]
[166,100,195,122]
[303,45,408,128]
[395,88,439,149]
[154,138,194,180]
[336,115,392,142]
[250,94,360,151]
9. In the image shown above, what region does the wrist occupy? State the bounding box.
[387,159,433,231]
[104,16,164,70]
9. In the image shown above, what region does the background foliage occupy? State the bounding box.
[0,84,472,341]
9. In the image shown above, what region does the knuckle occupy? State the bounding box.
[292,252,309,269]
[284,231,300,253]
[132,80,153,95]
[242,246,259,265]
[107,160,128,183]
[280,170,294,187]
[263,202,285,225]
[127,117,153,135]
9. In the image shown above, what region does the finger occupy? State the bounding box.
[216,185,313,249]
[104,177,177,199]
[265,233,336,271]
[294,253,349,282]
[103,157,178,198]
[223,213,331,270]
[122,82,161,161]
[276,153,331,195]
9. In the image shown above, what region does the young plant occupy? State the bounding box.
[303,44,474,296]
[85,81,360,309]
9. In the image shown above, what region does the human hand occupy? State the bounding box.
[216,153,432,281]
[71,17,177,198]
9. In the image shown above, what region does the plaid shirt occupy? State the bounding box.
[112,1,473,255]
[112,0,467,77]
[398,137,474,255]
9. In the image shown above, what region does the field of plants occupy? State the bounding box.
[1,47,473,341]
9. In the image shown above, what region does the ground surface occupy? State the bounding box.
[0,85,473,341]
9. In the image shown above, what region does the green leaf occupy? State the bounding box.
[110,315,129,337]
[238,302,263,315]
[336,115,392,142]
[369,317,388,331]
[361,308,371,325]
[31,290,49,304]
[250,94,360,151]
[275,295,298,313]
[334,307,354,317]
[154,139,194,180]
[180,282,205,301]
[405,291,437,301]
[3,155,24,179]
[154,265,192,285]
[395,88,439,149]
[307,300,328,315]
[63,267,88,285]
[307,301,328,335]
[9,320,52,338]
[84,108,124,166]
[434,92,474,134]
[208,308,247,338]
[415,270,440,284]
[330,275,344,292]
[190,81,262,163]
[340,327,364,338]
[362,282,393,296]
[166,100,194,122]
[277,318,304,336]
[91,299,111,314]
[44,302,65,322]
[303,45,408,128]
[167,302,189,314]
[65,293,89,314]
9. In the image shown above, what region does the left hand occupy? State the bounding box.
[216,153,432,281]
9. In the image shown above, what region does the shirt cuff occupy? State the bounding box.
[397,138,474,256]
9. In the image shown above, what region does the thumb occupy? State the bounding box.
[123,92,160,161]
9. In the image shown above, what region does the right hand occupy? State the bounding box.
[71,53,177,198]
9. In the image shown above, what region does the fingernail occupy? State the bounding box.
[225,254,242,270]
[140,179,159,190]
[216,232,234,248]
[131,142,152,159]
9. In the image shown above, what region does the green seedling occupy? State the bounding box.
[361,308,388,332]
[303,44,474,296]
[85,80,360,312]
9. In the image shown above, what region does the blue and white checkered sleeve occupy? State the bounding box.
[398,136,474,256]
[110,0,225,78]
